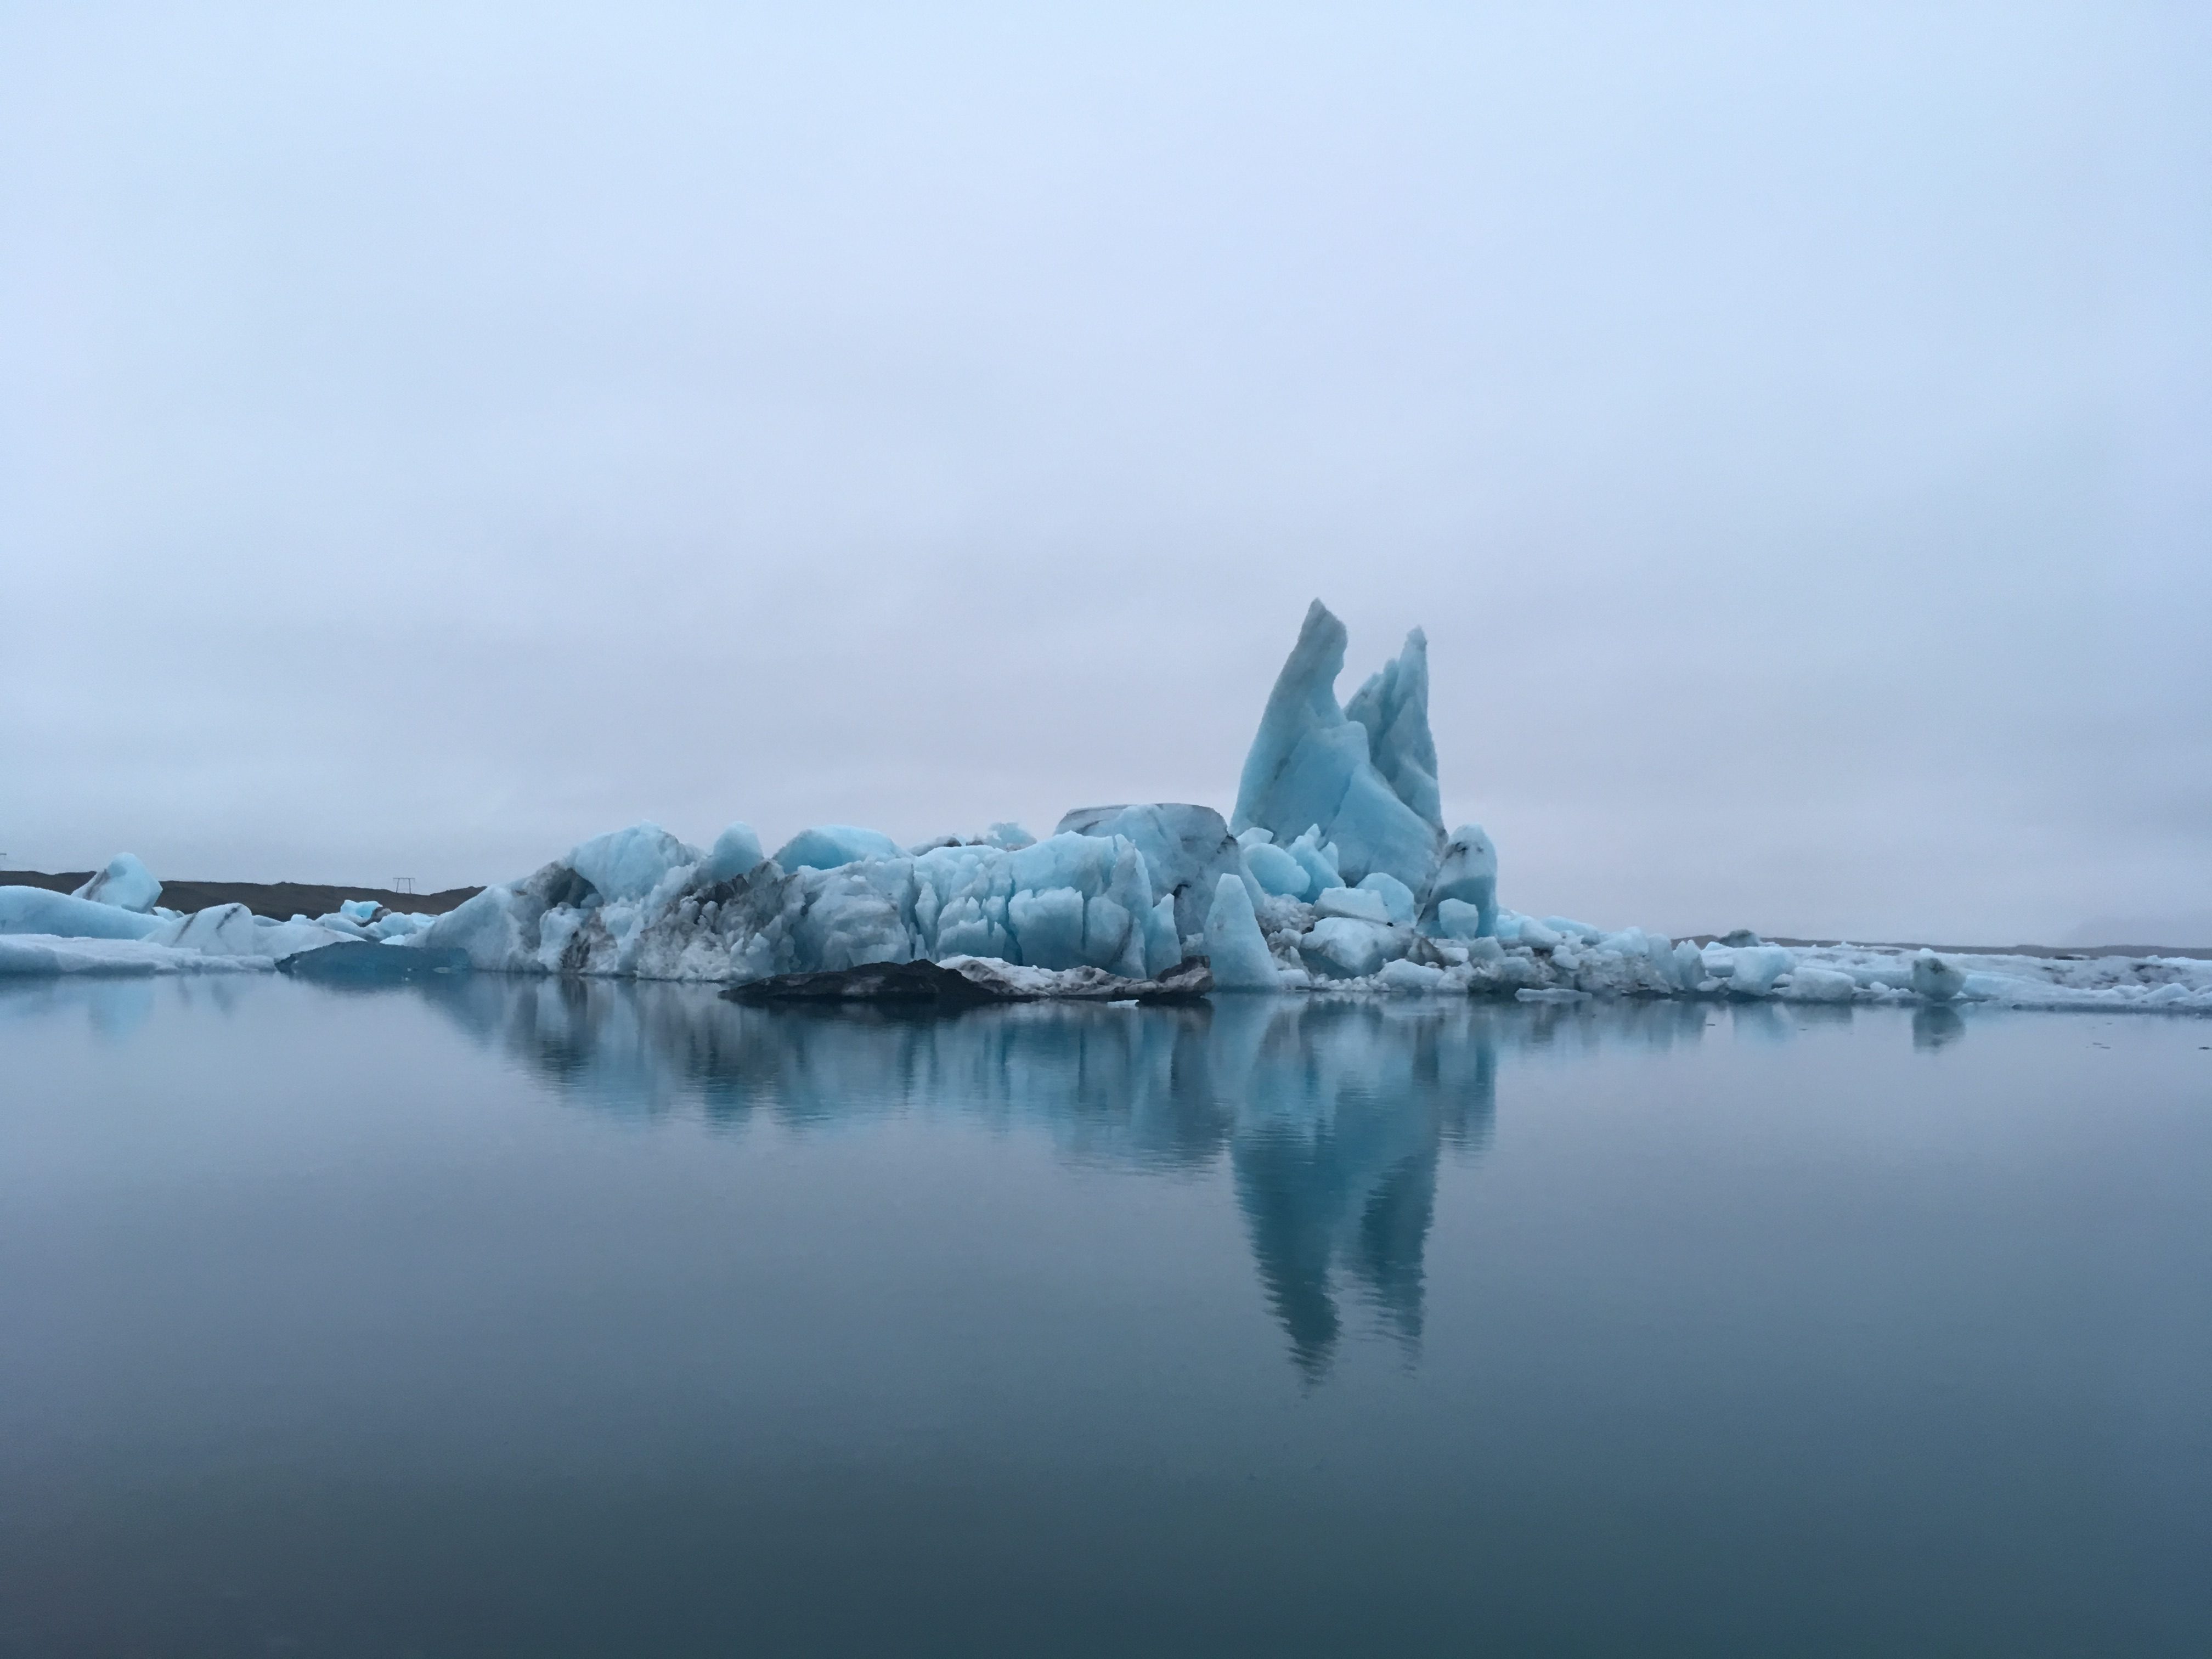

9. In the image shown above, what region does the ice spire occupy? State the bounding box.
[1346,627,1442,832]
[1231,600,1445,893]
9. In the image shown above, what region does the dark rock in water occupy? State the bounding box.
[723,959,1003,1006]
[278,942,471,982]
[724,955,1215,1006]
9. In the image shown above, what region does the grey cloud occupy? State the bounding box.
[1,2,2205,942]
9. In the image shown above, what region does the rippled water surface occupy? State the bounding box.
[3,978,2208,1657]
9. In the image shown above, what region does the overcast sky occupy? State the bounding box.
[3,3,2207,943]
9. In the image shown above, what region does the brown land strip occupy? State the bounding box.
[0,871,482,921]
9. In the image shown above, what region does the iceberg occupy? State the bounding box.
[1344,625,1442,830]
[11,599,2211,1013]
[0,887,165,941]
[377,602,2212,1012]
[71,854,161,913]
[142,902,359,961]
[1910,950,1968,1003]
[1232,601,1445,894]
[419,824,1192,984]
[1239,833,1310,900]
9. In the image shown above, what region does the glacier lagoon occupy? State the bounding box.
[4,973,2208,1656]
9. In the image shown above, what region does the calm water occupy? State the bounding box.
[2,977,2208,1657]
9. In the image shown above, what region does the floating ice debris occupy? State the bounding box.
[144,903,360,961]
[1910,949,1968,1003]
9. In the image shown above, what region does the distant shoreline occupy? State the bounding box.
[1696,935,2212,963]
[0,871,481,921]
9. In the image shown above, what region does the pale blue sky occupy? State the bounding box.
[3,3,2207,941]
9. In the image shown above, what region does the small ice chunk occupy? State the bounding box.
[1313,886,1392,924]
[1299,916,1406,979]
[1729,945,1797,996]
[983,822,1036,851]
[1376,958,1446,993]
[1910,950,1967,1003]
[1516,918,1564,950]
[338,899,382,923]
[1203,873,1280,990]
[71,855,162,914]
[1355,871,1415,926]
[1419,826,1497,939]
[1785,964,1857,1001]
[770,825,904,873]
[1434,898,1487,941]
[1243,840,1310,899]
[1283,827,1342,896]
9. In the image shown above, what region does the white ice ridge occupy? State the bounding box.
[3,600,2209,1010]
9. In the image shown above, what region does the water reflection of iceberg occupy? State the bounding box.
[412,982,1730,1374]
